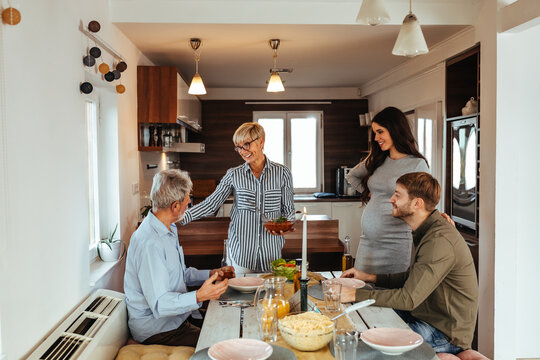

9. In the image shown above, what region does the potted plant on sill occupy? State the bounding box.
[97,224,126,262]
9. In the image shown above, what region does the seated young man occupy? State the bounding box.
[342,172,478,358]
[124,169,233,347]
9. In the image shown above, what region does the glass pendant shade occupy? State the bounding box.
[392,13,429,57]
[188,73,207,95]
[267,72,284,92]
[356,0,390,26]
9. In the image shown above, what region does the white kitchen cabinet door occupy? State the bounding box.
[294,202,332,217]
[331,202,365,258]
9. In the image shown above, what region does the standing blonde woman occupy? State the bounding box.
[182,122,295,274]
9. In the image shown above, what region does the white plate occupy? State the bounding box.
[331,277,366,289]
[208,338,273,360]
[228,277,265,293]
[360,327,423,355]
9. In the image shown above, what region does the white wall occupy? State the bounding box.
[495,23,540,360]
[0,0,151,358]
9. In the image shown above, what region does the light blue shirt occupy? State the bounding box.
[124,212,210,342]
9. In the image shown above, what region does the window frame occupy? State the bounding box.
[253,111,324,193]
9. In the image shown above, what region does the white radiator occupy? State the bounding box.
[27,289,128,360]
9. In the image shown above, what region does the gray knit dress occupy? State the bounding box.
[346,155,429,274]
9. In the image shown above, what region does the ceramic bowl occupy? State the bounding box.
[360,327,423,355]
[227,277,265,293]
[264,220,294,233]
[208,338,273,360]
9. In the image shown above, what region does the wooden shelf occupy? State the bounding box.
[138,146,162,151]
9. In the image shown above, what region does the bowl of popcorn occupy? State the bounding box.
[278,311,334,351]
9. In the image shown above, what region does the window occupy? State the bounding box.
[85,90,120,256]
[411,102,444,209]
[254,111,323,193]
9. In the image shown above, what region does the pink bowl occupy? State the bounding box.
[208,338,272,360]
[227,277,265,293]
[360,328,423,355]
[331,277,366,289]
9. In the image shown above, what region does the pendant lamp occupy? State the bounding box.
[188,38,207,95]
[267,39,285,93]
[392,0,428,57]
[356,0,390,26]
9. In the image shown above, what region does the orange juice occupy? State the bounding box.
[260,298,290,319]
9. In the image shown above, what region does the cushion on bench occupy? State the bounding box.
[115,344,195,360]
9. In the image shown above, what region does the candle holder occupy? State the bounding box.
[300,278,310,311]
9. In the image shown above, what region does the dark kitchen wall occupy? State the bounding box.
[180,100,370,193]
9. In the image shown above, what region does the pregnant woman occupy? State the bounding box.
[346,107,428,274]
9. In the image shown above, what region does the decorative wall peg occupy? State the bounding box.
[80,82,93,94]
[116,84,126,94]
[98,63,110,74]
[2,7,21,25]
[88,20,100,33]
[116,61,127,72]
[89,47,101,58]
[104,72,115,82]
[83,55,95,67]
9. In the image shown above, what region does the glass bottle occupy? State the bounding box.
[293,258,302,293]
[156,126,162,147]
[342,236,353,272]
[148,126,155,147]
[221,239,229,267]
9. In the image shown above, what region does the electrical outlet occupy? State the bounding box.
[132,182,139,195]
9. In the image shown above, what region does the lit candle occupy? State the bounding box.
[301,207,308,279]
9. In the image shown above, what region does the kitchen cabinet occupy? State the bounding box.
[137,66,202,152]
[331,202,364,258]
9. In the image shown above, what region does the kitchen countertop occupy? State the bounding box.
[209,195,363,204]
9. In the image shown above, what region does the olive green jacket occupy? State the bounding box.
[355,210,478,349]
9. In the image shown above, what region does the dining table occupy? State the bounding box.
[191,271,438,360]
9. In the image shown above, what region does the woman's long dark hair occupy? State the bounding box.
[359,106,427,204]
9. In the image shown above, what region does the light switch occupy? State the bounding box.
[132,182,139,195]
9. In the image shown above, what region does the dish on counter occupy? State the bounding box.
[227,277,265,293]
[360,327,423,355]
[208,338,273,360]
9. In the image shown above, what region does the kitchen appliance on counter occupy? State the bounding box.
[336,166,360,197]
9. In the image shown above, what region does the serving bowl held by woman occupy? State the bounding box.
[278,311,334,351]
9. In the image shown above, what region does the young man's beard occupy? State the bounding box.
[392,202,415,219]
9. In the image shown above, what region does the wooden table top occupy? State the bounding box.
[194,271,437,360]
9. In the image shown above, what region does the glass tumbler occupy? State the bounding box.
[333,328,358,360]
[322,280,342,313]
[256,306,278,343]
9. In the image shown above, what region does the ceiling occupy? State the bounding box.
[113,0,480,90]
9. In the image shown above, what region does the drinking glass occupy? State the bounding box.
[333,328,358,360]
[322,280,342,313]
[256,306,278,343]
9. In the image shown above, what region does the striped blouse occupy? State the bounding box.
[182,158,295,271]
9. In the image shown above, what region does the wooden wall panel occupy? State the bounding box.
[179,100,369,193]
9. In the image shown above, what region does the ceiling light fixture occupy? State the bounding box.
[356,0,390,26]
[188,38,207,95]
[267,39,285,93]
[392,0,428,57]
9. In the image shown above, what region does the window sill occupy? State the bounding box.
[89,258,122,288]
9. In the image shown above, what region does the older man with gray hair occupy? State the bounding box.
[124,169,233,347]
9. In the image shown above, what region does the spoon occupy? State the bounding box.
[248,200,271,221]
[331,299,375,321]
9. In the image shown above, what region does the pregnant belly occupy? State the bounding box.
[361,199,410,240]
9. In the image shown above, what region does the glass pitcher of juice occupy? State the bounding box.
[253,276,290,319]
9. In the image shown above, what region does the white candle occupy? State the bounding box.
[301,207,308,279]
